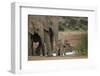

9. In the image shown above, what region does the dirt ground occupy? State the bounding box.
[28,55,87,61]
[58,31,86,48]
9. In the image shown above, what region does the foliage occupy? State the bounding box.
[59,17,88,31]
[75,33,88,55]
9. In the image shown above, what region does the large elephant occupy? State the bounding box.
[28,15,60,56]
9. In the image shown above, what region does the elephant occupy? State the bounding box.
[28,16,45,56]
[28,15,60,56]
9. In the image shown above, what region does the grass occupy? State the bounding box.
[75,33,88,55]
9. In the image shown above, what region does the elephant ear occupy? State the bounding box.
[28,15,40,35]
[28,16,35,35]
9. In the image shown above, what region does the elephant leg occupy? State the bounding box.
[44,31,52,56]
[60,48,63,56]
[35,44,44,56]
[41,44,45,56]
[28,32,33,56]
[39,33,45,56]
[49,28,54,51]
[43,43,47,56]
[36,47,41,56]
[35,41,44,56]
[33,42,38,56]
[50,33,54,52]
[35,42,45,56]
[57,49,60,56]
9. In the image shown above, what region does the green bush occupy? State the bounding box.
[58,17,88,32]
[76,33,88,55]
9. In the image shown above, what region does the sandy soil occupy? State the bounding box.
[28,55,87,61]
[58,31,86,48]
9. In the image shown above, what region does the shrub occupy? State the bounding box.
[76,33,88,55]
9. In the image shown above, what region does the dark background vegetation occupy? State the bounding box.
[59,16,88,32]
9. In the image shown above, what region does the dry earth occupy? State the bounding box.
[28,55,87,61]
[58,31,86,48]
